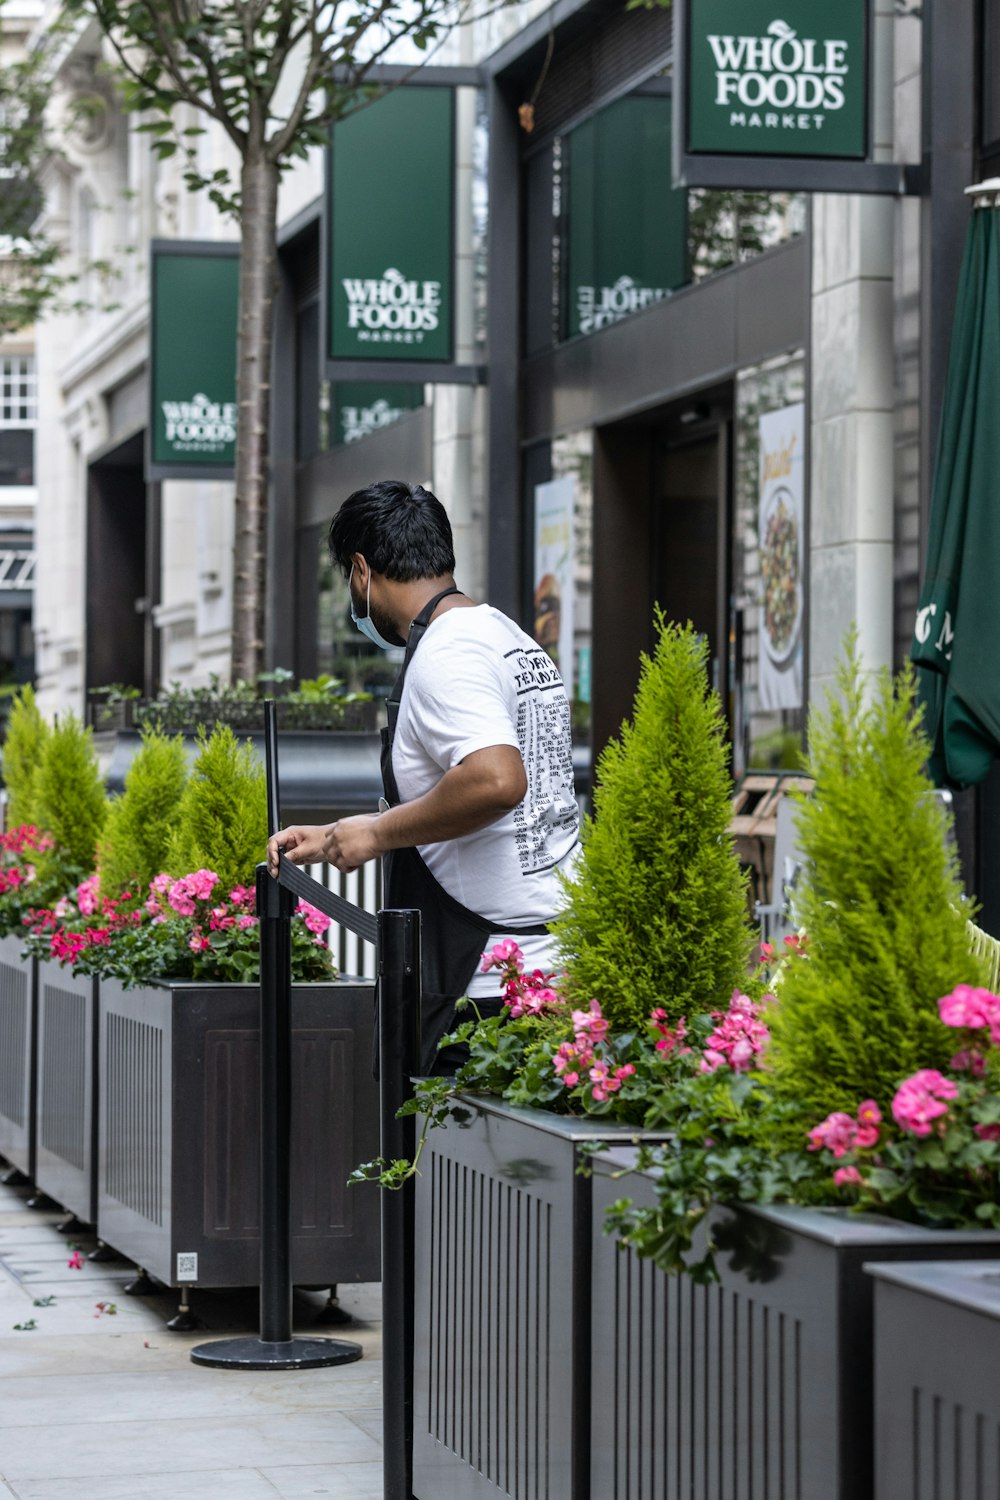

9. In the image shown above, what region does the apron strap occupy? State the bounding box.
[385,585,463,750]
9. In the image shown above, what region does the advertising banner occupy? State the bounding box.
[331,384,424,446]
[533,477,576,700]
[327,87,454,364]
[757,402,805,711]
[685,0,868,160]
[566,93,687,339]
[148,242,239,480]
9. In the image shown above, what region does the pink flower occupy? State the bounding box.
[67,1251,84,1270]
[238,914,256,930]
[974,1123,1000,1142]
[650,1009,686,1054]
[807,1112,858,1158]
[76,875,101,916]
[150,873,173,895]
[187,869,220,901]
[229,885,252,908]
[938,985,998,1031]
[572,1000,608,1045]
[699,991,769,1073]
[950,1049,987,1076]
[298,900,331,937]
[480,940,524,974]
[833,1165,862,1187]
[759,941,775,960]
[891,1069,959,1138]
[188,930,211,953]
[853,1099,882,1149]
[552,1038,593,1087]
[167,879,196,917]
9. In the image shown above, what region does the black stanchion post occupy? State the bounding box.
[190,702,362,1371]
[379,908,421,1500]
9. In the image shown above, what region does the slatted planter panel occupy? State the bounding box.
[870,1261,1000,1500]
[96,977,381,1290]
[34,961,98,1223]
[412,1097,653,1500]
[0,933,37,1180]
[588,1154,1000,1500]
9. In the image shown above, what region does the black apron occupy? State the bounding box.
[381,587,550,1074]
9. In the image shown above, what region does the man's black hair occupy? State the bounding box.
[327,480,456,581]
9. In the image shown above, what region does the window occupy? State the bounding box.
[0,355,36,486]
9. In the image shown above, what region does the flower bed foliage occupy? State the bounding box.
[24,868,334,986]
[0,690,334,986]
[358,629,999,1281]
[88,671,377,734]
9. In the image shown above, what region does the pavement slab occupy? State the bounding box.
[0,1177,386,1500]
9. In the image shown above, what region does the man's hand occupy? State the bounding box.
[267,815,384,878]
[266,824,332,877]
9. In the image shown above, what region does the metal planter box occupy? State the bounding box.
[412,1095,652,1500]
[0,933,37,1180]
[34,960,99,1223]
[869,1260,1000,1500]
[589,1154,1000,1500]
[96,976,381,1290]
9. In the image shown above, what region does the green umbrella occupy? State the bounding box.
[912,199,1000,788]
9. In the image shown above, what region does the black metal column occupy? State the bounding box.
[379,908,421,1500]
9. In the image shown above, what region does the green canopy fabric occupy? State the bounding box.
[912,205,1000,788]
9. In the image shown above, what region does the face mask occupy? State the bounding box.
[350,567,399,652]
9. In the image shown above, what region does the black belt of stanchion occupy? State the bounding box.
[275,858,379,948]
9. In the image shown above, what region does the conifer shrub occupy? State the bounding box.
[167,725,267,895]
[33,714,107,889]
[765,635,986,1132]
[2,686,49,829]
[553,614,752,1035]
[99,728,188,901]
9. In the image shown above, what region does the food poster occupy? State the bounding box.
[757,403,805,710]
[533,477,576,700]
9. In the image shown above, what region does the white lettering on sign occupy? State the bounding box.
[341,267,441,345]
[340,398,409,444]
[576,275,670,334]
[707,18,849,131]
[161,392,236,453]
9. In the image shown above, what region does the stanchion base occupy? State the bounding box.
[189,1336,363,1371]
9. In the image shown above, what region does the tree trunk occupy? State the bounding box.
[231,149,280,684]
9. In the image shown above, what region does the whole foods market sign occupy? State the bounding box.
[685,0,868,160]
[148,242,239,479]
[327,87,454,364]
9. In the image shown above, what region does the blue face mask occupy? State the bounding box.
[350,567,399,652]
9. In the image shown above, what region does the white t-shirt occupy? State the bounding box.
[391,604,580,997]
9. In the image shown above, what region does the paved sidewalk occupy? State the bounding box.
[0,1179,384,1500]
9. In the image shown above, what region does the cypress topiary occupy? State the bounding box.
[553,613,752,1034]
[99,728,189,901]
[167,725,267,895]
[33,714,107,888]
[765,634,986,1130]
[2,686,50,829]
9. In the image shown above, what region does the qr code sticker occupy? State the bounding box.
[176,1252,198,1282]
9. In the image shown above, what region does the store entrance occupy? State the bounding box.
[591,394,731,758]
[86,430,159,697]
[654,431,728,695]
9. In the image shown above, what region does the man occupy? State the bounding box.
[266,479,579,1071]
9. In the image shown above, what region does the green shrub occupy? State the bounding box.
[3,686,49,829]
[765,635,986,1132]
[167,725,267,894]
[33,714,107,890]
[553,614,752,1034]
[99,728,188,901]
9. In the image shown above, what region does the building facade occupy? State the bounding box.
[23,0,1000,922]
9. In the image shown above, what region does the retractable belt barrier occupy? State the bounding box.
[190,697,421,1499]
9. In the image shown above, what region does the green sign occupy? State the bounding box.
[149,243,239,476]
[686,0,868,159]
[565,93,687,340]
[331,383,424,446]
[328,87,454,363]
